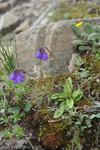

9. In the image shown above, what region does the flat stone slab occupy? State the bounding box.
[14,17,100,79]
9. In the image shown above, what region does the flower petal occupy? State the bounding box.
[8,72,16,80]
[42,52,48,61]
[19,72,25,78]
[14,76,24,84]
[36,51,42,59]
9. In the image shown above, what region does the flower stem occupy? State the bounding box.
[43,46,65,79]
[18,68,38,81]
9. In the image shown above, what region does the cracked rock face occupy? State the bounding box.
[14,18,100,79]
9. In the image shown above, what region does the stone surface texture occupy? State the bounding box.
[0,0,55,35]
[14,17,100,79]
[0,11,19,30]
[14,20,30,33]
[0,0,100,36]
[0,138,44,150]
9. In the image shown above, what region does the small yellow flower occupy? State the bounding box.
[76,22,83,27]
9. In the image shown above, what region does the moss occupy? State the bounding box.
[49,1,100,22]
[39,120,68,149]
[76,98,92,109]
[79,128,97,149]
[43,132,64,149]
[33,105,69,149]
[84,54,100,74]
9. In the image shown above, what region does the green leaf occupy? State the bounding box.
[73,40,84,45]
[19,112,25,118]
[86,119,91,126]
[24,103,31,112]
[8,115,15,119]
[54,108,64,118]
[64,77,73,95]
[90,114,96,119]
[13,125,25,138]
[0,87,3,97]
[51,93,65,100]
[98,33,100,41]
[81,126,88,131]
[93,105,100,109]
[98,48,100,53]
[67,98,74,108]
[79,46,90,50]
[94,42,100,47]
[81,33,88,40]
[85,23,93,35]
[89,39,95,45]
[60,101,67,109]
[95,26,100,32]
[92,48,97,53]
[67,108,74,115]
[75,121,81,125]
[0,116,8,124]
[88,33,97,42]
[95,53,100,59]
[72,89,83,103]
[82,114,89,119]
[36,98,42,101]
[8,106,20,113]
[0,100,9,108]
[68,77,73,91]
[0,109,5,113]
[96,113,100,118]
[50,94,58,99]
[70,22,82,37]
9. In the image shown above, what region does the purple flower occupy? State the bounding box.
[36,48,48,61]
[36,51,42,59]
[42,52,48,61]
[8,70,25,84]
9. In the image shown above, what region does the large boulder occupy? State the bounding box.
[14,17,100,79]
[0,11,20,33]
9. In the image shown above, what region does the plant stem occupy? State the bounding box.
[43,46,65,79]
[18,68,38,81]
[24,135,34,150]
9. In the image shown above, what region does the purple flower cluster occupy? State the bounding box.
[9,47,48,84]
[36,48,48,61]
[9,69,25,84]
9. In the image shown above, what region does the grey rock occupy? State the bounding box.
[0,11,19,31]
[30,1,55,29]
[32,10,39,17]
[14,21,30,33]
[9,0,17,7]
[40,17,49,25]
[0,138,44,150]
[14,18,100,79]
[23,2,34,8]
[0,0,55,36]
[14,24,47,79]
